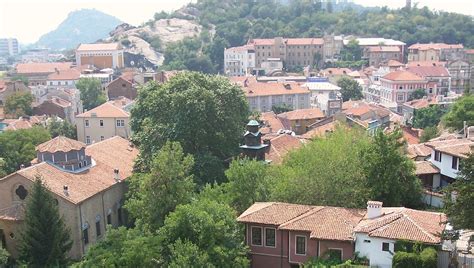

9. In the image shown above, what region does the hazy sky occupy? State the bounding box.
[0,0,473,44]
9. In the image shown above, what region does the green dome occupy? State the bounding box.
[247,120,259,126]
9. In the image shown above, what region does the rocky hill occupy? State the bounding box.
[35,9,122,50]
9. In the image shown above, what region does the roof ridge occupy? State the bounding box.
[237,202,276,220]
[279,206,325,228]
[401,210,438,243]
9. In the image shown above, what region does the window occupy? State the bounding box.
[397,94,404,102]
[251,226,263,246]
[117,207,123,226]
[96,219,101,237]
[116,119,125,127]
[452,156,458,170]
[296,236,306,255]
[265,228,276,247]
[99,120,104,127]
[86,136,91,144]
[85,120,89,127]
[363,239,371,243]
[327,249,342,261]
[107,214,112,225]
[434,151,442,162]
[382,242,390,252]
[100,136,104,141]
[83,227,89,244]
[15,185,28,200]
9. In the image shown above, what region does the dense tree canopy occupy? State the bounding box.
[412,105,447,129]
[4,92,34,117]
[442,95,474,130]
[76,78,106,110]
[337,77,363,102]
[130,72,249,184]
[47,117,77,139]
[0,127,51,174]
[19,178,72,267]
[407,88,427,101]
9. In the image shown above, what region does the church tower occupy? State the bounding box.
[239,120,269,161]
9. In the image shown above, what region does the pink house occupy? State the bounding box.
[237,202,365,268]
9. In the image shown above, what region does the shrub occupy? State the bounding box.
[393,252,422,268]
[420,247,437,268]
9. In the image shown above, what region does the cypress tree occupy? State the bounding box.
[19,177,72,267]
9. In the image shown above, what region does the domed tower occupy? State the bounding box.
[239,120,269,161]
[36,136,93,172]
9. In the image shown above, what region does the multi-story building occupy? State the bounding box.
[366,46,402,67]
[224,45,255,76]
[407,43,465,62]
[277,108,325,135]
[15,62,73,86]
[106,76,137,100]
[406,65,451,95]
[322,35,344,63]
[303,78,342,115]
[20,48,49,63]
[0,136,138,259]
[0,38,19,56]
[46,68,81,87]
[344,37,406,61]
[76,43,124,69]
[231,76,311,112]
[447,60,471,93]
[0,80,29,106]
[76,101,131,144]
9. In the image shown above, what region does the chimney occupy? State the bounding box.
[63,185,69,196]
[367,201,383,219]
[113,168,121,182]
[463,121,468,138]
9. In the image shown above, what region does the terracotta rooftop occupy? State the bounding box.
[407,61,446,67]
[47,68,81,81]
[278,108,324,121]
[302,119,338,140]
[248,38,324,46]
[76,102,129,118]
[237,202,313,226]
[2,116,46,131]
[408,43,464,50]
[407,143,432,159]
[415,161,440,175]
[355,207,446,244]
[404,97,438,109]
[260,112,285,135]
[76,43,122,51]
[387,59,404,67]
[16,62,73,74]
[264,134,303,164]
[407,66,450,78]
[36,136,86,153]
[9,136,138,204]
[230,76,310,97]
[368,46,400,52]
[382,70,426,81]
[425,138,474,158]
[321,68,352,76]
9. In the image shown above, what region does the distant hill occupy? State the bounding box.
[35,9,122,50]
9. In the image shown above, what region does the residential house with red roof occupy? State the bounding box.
[406,65,451,94]
[408,43,464,62]
[46,68,81,87]
[15,62,73,86]
[0,136,138,259]
[106,76,137,100]
[75,43,124,69]
[238,201,446,268]
[75,101,131,144]
[277,108,325,135]
[366,46,402,67]
[33,97,74,123]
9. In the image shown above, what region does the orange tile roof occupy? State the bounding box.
[368,46,400,52]
[407,61,446,67]
[285,38,324,45]
[387,60,404,67]
[230,76,310,97]
[321,68,352,76]
[415,161,440,175]
[3,116,47,131]
[280,206,365,241]
[226,45,255,52]
[76,43,122,51]
[404,97,438,109]
[382,70,425,81]
[402,128,420,145]
[355,208,446,244]
[16,62,73,74]
[265,134,303,164]
[47,68,81,80]
[408,43,463,50]
[425,138,473,158]
[11,136,138,204]
[260,112,285,135]
[76,102,129,118]
[302,120,338,139]
[36,136,86,153]
[237,202,313,226]
[407,143,432,159]
[278,108,324,121]
[407,66,450,78]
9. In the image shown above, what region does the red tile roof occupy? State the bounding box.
[226,45,255,52]
[76,43,122,51]
[415,161,440,175]
[407,61,446,67]
[408,43,463,50]
[47,68,81,80]
[3,116,47,131]
[237,202,313,226]
[301,120,338,140]
[382,70,425,81]
[278,108,324,121]
[16,62,73,74]
[36,136,86,153]
[321,68,352,76]
[265,134,303,164]
[404,97,438,109]
[369,46,400,52]
[230,76,310,97]
[425,138,473,158]
[387,60,404,67]
[407,143,432,159]
[76,102,129,118]
[249,38,324,46]
[407,66,450,78]
[260,112,285,135]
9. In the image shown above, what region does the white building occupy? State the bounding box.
[0,38,19,56]
[303,78,342,115]
[46,68,81,87]
[224,45,255,76]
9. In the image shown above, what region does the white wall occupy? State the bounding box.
[355,233,395,268]
[429,151,459,180]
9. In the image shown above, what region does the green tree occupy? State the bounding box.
[168,239,210,268]
[362,129,423,207]
[224,158,270,214]
[76,78,106,110]
[47,117,77,139]
[0,247,9,266]
[0,127,51,174]
[443,95,474,130]
[340,39,362,61]
[4,92,34,117]
[443,153,474,229]
[126,142,195,232]
[337,77,363,101]
[272,103,293,114]
[19,178,72,267]
[407,88,427,101]
[419,126,439,142]
[74,227,160,267]
[130,72,249,185]
[157,199,249,267]
[0,157,7,178]
[412,105,447,129]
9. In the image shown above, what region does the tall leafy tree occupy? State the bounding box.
[337,77,363,101]
[130,72,249,184]
[340,39,362,61]
[4,92,34,117]
[76,78,106,110]
[419,126,439,142]
[412,105,447,129]
[0,127,51,174]
[444,153,474,230]
[157,199,249,267]
[47,117,77,139]
[19,178,72,267]
[125,141,195,232]
[361,129,423,207]
[407,88,427,101]
[443,95,474,130]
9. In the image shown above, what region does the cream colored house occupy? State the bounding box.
[0,136,138,259]
[76,102,131,144]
